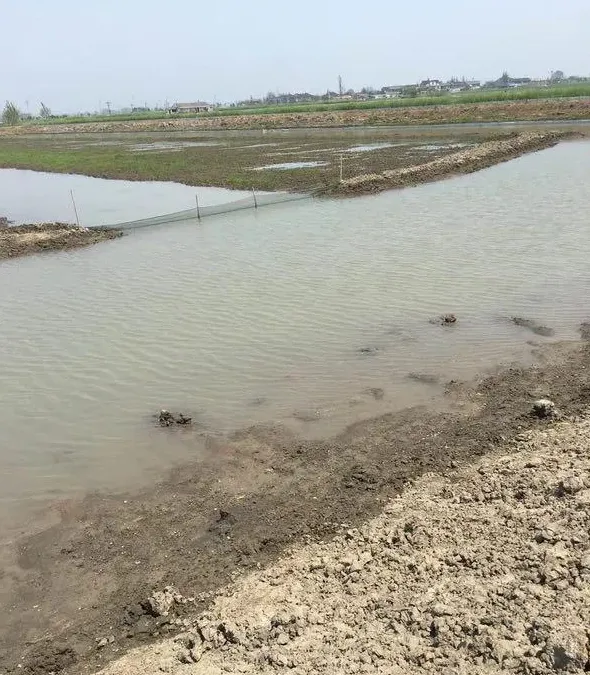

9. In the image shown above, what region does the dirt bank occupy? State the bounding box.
[2,336,590,674]
[0,223,122,260]
[97,412,590,675]
[1,99,589,136]
[333,131,568,195]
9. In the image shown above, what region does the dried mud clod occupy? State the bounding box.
[532,398,557,419]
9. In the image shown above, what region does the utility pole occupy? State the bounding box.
[338,75,343,97]
[106,101,111,115]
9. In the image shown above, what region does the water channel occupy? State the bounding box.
[0,140,589,536]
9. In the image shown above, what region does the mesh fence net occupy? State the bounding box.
[114,191,311,231]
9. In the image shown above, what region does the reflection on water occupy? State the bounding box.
[252,161,329,170]
[0,141,589,532]
[130,141,223,152]
[346,143,401,152]
[0,168,254,227]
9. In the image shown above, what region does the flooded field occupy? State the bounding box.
[0,125,532,194]
[0,140,589,537]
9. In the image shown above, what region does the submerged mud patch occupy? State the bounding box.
[511,316,556,337]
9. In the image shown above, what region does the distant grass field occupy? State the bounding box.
[201,85,590,117]
[20,85,590,127]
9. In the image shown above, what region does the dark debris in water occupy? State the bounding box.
[364,387,385,400]
[357,346,379,356]
[429,314,457,326]
[511,317,555,337]
[156,410,192,427]
[407,372,440,385]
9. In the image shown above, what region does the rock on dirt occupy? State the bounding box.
[96,414,590,675]
[146,586,186,617]
[533,398,557,418]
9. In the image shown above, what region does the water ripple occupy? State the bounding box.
[1,142,590,529]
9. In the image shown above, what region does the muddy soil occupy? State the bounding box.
[2,334,590,674]
[1,99,589,136]
[97,413,590,675]
[333,132,570,195]
[0,223,122,260]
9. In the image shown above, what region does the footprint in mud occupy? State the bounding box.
[511,317,555,337]
[407,372,440,385]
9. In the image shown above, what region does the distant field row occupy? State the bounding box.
[22,85,590,126]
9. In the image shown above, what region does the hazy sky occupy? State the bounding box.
[3,0,589,113]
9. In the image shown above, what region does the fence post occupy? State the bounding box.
[252,188,258,209]
[339,155,344,183]
[70,190,81,227]
[195,193,201,221]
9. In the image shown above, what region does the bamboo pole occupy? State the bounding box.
[70,190,81,227]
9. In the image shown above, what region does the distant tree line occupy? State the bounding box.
[0,101,54,125]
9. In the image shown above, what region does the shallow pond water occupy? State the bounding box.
[345,142,401,152]
[0,169,253,227]
[252,161,329,170]
[0,141,589,534]
[130,141,223,152]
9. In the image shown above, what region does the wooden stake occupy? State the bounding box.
[70,190,80,227]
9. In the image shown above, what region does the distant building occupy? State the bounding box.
[419,79,443,91]
[381,86,404,98]
[169,102,212,114]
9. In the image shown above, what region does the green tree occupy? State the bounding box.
[39,102,52,118]
[2,101,21,126]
